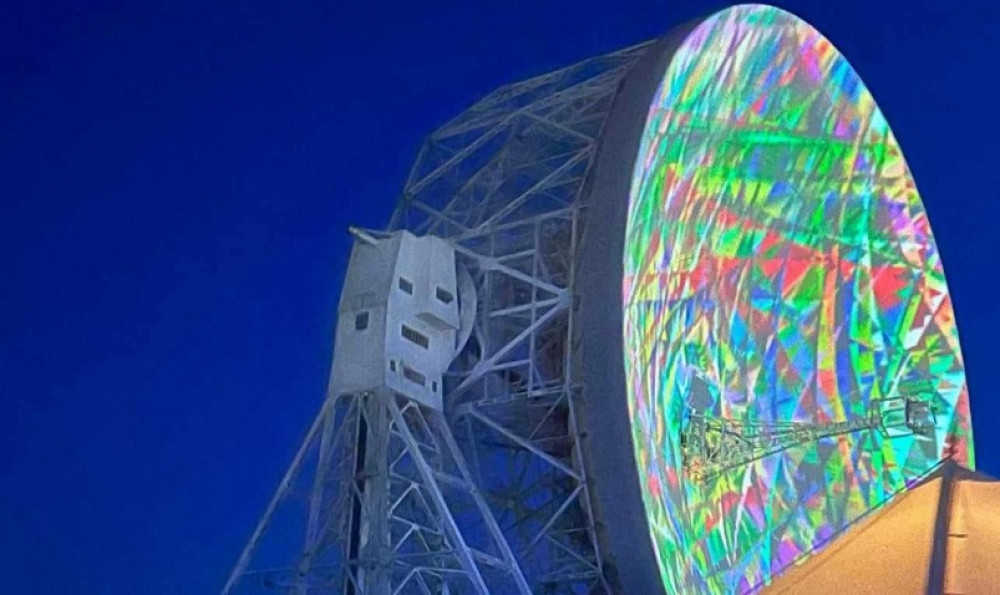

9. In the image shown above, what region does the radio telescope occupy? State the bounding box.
[223,4,973,594]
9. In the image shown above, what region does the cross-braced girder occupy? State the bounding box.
[387,41,654,594]
[223,40,655,595]
[224,391,532,595]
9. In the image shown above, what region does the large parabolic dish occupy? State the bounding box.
[614,4,975,593]
[225,4,976,594]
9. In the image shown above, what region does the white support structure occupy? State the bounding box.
[223,41,653,594]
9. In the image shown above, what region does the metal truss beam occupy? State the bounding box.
[224,40,655,595]
[385,43,654,594]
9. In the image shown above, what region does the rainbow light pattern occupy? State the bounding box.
[622,5,974,593]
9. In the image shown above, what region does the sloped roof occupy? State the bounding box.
[762,461,999,594]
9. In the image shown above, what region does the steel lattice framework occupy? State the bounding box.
[223,41,653,594]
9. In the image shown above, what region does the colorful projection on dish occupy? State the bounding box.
[622,4,974,593]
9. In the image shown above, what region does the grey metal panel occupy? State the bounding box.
[575,23,700,595]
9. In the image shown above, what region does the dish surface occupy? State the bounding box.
[622,5,974,592]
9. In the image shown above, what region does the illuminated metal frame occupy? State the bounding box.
[223,7,975,593]
[222,41,656,594]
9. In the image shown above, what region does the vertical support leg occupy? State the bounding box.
[389,397,491,594]
[296,395,342,593]
[355,393,392,595]
[222,397,334,595]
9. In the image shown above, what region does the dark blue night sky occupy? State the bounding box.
[2,0,998,592]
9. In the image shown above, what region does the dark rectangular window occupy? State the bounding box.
[398,277,413,295]
[355,311,369,331]
[435,287,454,304]
[401,324,429,349]
[402,365,426,386]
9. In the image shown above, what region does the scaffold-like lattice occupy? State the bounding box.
[223,41,653,594]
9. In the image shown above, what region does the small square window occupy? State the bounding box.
[355,311,369,331]
[389,360,396,372]
[432,381,438,392]
[398,277,413,295]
